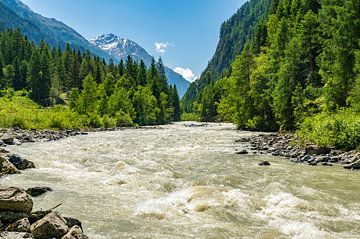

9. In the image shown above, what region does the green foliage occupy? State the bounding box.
[0,92,84,129]
[298,109,360,150]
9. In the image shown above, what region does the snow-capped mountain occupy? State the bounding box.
[91,34,190,97]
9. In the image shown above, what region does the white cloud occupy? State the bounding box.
[174,67,198,82]
[155,42,174,53]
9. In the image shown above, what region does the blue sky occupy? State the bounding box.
[21,0,245,81]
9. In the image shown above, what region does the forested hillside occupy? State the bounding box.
[181,0,272,112]
[185,0,360,149]
[0,29,180,129]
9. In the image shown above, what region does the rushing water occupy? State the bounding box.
[1,123,359,239]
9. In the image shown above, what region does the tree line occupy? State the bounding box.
[189,0,360,134]
[0,29,181,127]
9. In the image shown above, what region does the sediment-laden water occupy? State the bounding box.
[1,123,359,238]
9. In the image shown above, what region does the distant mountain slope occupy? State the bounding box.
[0,0,112,61]
[91,34,190,97]
[182,0,272,110]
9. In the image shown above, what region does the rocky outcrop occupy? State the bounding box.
[30,212,68,239]
[8,155,35,170]
[25,188,52,197]
[0,187,33,214]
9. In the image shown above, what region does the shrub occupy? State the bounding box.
[298,109,360,150]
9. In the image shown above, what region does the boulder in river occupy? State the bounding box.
[26,187,52,197]
[0,155,20,176]
[0,187,33,213]
[30,211,68,239]
[0,232,34,238]
[61,225,88,239]
[6,217,31,233]
[8,154,35,170]
[259,161,271,166]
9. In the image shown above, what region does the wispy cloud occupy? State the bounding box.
[174,67,198,82]
[155,42,174,53]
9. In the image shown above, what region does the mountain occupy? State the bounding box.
[0,0,112,61]
[91,34,190,97]
[182,0,272,111]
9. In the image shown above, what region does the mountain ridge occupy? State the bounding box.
[91,33,190,97]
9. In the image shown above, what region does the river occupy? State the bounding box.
[1,123,359,239]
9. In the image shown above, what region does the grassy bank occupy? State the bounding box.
[0,91,87,129]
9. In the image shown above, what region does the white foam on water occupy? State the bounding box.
[258,192,330,239]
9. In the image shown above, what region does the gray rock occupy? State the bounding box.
[236,149,248,155]
[30,211,68,239]
[0,187,33,213]
[344,160,360,170]
[64,217,82,231]
[259,161,271,166]
[0,156,20,177]
[8,155,35,170]
[61,226,88,239]
[6,218,31,233]
[305,146,331,155]
[0,232,34,239]
[25,187,52,197]
[0,211,28,224]
[1,135,14,145]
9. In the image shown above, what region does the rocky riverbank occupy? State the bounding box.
[0,144,88,238]
[236,133,360,170]
[0,187,88,239]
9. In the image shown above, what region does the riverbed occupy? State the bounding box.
[1,123,359,238]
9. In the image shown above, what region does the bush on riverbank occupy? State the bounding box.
[297,109,360,150]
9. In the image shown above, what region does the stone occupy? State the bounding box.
[0,232,34,239]
[1,134,14,145]
[0,156,20,176]
[61,226,88,239]
[64,217,82,231]
[25,187,52,197]
[6,218,31,233]
[0,211,28,224]
[259,161,271,166]
[30,211,68,239]
[236,149,248,155]
[344,160,360,170]
[305,146,331,156]
[0,187,33,213]
[8,154,35,170]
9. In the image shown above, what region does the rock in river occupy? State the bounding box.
[26,187,52,197]
[8,154,35,170]
[61,225,88,239]
[30,211,68,239]
[259,161,271,166]
[0,155,20,176]
[0,187,33,214]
